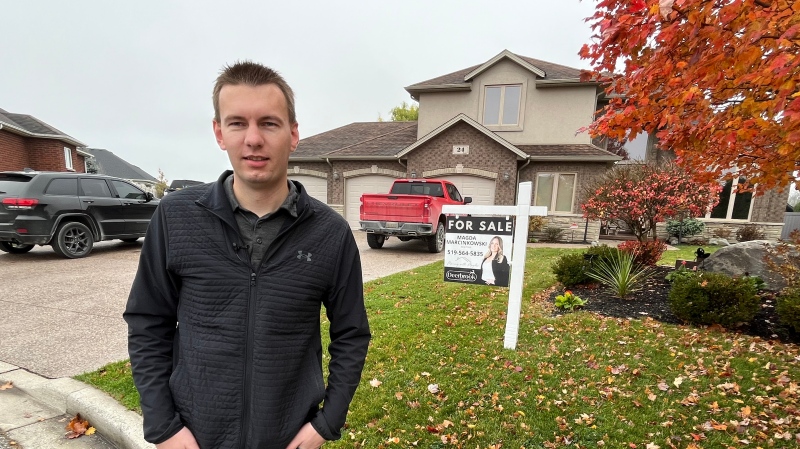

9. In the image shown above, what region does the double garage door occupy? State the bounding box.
[287,175,327,203]
[343,175,497,228]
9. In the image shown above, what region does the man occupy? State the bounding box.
[124,61,371,449]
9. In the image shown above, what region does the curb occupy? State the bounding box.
[0,367,153,449]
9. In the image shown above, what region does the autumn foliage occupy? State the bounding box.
[581,162,721,240]
[580,0,800,192]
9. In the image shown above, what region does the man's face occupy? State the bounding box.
[213,83,299,190]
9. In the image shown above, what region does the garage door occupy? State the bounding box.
[438,176,497,205]
[345,175,397,228]
[288,175,328,203]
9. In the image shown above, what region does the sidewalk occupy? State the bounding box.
[0,361,152,449]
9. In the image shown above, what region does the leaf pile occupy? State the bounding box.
[65,413,96,439]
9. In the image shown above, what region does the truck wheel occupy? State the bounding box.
[0,241,35,254]
[427,221,446,253]
[367,233,386,249]
[52,222,94,258]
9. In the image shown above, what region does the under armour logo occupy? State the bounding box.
[297,251,312,262]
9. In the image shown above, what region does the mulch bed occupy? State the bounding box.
[548,266,800,345]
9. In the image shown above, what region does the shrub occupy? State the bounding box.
[665,218,705,238]
[552,253,592,287]
[617,239,668,266]
[736,224,765,242]
[554,290,586,311]
[776,287,800,333]
[665,265,697,283]
[543,226,564,243]
[585,244,621,262]
[711,226,733,239]
[528,216,547,233]
[586,250,654,299]
[668,272,759,326]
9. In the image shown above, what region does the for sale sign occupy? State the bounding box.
[443,216,513,286]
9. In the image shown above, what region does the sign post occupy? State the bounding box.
[442,182,545,350]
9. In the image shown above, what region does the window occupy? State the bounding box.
[708,176,753,220]
[64,147,74,170]
[79,178,112,197]
[534,173,576,213]
[45,178,78,196]
[446,184,463,202]
[111,180,146,200]
[483,85,522,126]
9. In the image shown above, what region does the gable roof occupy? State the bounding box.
[397,113,528,159]
[405,49,592,99]
[293,121,418,160]
[0,108,86,147]
[82,148,156,182]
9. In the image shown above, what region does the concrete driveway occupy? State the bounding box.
[0,232,442,378]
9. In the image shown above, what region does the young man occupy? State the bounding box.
[124,62,371,449]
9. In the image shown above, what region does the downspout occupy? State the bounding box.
[397,158,407,176]
[515,158,531,204]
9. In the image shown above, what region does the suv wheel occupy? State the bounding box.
[52,222,94,259]
[0,241,35,254]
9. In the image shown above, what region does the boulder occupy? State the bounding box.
[702,240,785,290]
[708,238,730,246]
[668,237,679,245]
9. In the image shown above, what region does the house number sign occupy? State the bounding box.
[453,145,469,155]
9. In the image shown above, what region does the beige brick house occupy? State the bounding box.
[290,49,788,240]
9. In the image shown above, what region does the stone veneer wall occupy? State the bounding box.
[655,219,784,242]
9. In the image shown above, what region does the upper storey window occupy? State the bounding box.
[483,85,521,126]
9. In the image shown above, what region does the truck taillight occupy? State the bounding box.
[2,198,39,210]
[422,198,431,220]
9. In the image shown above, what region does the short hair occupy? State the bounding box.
[212,61,296,124]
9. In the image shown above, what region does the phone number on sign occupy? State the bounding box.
[446,249,483,257]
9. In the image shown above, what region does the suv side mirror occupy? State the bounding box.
[463,197,472,204]
[145,192,155,202]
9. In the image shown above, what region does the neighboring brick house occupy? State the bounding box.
[82,148,158,194]
[290,49,788,240]
[0,108,89,173]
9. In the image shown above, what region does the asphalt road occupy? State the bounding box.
[0,232,442,379]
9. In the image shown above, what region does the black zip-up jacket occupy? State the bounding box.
[124,172,371,448]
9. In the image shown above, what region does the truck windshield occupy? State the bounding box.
[390,182,445,197]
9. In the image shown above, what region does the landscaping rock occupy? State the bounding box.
[708,238,730,246]
[669,237,679,245]
[703,240,786,290]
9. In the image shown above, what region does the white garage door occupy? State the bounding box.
[438,176,496,205]
[288,175,328,203]
[345,175,397,228]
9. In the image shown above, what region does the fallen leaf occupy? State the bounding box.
[85,427,96,436]
[65,413,90,439]
[394,392,403,400]
[369,378,382,388]
[0,381,13,390]
[427,384,439,394]
[673,376,684,387]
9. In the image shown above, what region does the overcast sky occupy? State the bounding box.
[2,0,605,182]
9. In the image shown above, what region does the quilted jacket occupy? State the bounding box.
[124,172,371,448]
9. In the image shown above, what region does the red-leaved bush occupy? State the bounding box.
[618,239,667,266]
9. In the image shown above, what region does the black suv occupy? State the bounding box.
[0,171,159,258]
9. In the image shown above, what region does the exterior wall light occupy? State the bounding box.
[410,170,417,178]
[503,172,510,182]
[333,171,340,180]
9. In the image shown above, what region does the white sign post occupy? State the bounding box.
[442,182,546,350]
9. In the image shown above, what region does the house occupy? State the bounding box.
[290,49,788,240]
[0,108,89,173]
[81,148,158,194]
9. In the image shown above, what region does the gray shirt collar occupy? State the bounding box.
[223,174,298,218]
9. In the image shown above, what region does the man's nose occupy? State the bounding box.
[244,122,264,147]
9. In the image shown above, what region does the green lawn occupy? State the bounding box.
[78,246,800,448]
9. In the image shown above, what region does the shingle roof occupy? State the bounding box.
[294,122,417,158]
[83,148,156,181]
[517,144,621,160]
[0,108,86,146]
[405,51,584,93]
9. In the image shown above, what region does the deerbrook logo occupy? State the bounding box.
[445,269,477,282]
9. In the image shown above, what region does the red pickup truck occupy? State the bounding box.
[359,179,472,252]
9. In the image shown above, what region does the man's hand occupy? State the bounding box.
[156,427,200,449]
[285,422,325,449]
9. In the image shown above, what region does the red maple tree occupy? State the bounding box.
[581,162,721,241]
[580,0,800,192]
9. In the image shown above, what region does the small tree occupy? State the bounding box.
[582,162,720,241]
[387,101,418,122]
[154,168,168,198]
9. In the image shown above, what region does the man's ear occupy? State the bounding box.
[290,122,299,153]
[213,120,226,150]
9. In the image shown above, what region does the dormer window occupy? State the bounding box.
[483,84,521,126]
